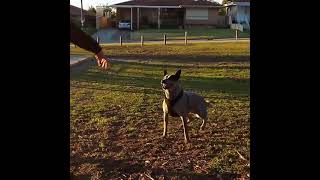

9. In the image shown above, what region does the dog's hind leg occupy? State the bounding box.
[199,104,208,131]
[187,114,195,123]
[180,114,193,128]
[200,116,207,131]
[180,116,190,144]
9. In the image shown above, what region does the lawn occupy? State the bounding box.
[70,41,250,61]
[130,28,250,41]
[70,52,250,179]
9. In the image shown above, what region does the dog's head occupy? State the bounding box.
[161,69,181,91]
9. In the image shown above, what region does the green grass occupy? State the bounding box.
[70,57,250,178]
[131,28,250,41]
[70,41,250,61]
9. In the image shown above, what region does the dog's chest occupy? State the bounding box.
[163,98,180,117]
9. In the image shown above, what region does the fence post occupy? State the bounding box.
[120,35,122,46]
[185,31,188,45]
[235,29,238,40]
[164,34,167,45]
[141,35,144,46]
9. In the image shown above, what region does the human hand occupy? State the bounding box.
[94,50,111,70]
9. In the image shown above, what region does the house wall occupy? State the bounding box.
[140,8,158,27]
[116,7,227,29]
[184,8,226,27]
[71,15,96,28]
[160,8,184,28]
[85,15,96,27]
[117,8,132,21]
[117,8,182,29]
[71,15,81,26]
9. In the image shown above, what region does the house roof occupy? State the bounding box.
[113,0,221,7]
[70,5,96,16]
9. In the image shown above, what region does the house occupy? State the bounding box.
[111,0,227,30]
[70,5,96,28]
[225,0,250,30]
[96,6,116,29]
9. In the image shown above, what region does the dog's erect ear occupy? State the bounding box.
[175,69,181,78]
[164,70,167,76]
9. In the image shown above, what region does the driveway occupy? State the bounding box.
[92,28,131,43]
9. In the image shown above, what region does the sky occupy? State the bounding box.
[70,0,223,10]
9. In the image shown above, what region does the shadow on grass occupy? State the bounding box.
[70,60,249,96]
[70,157,145,179]
[72,73,249,96]
[70,156,240,180]
[108,55,250,62]
[109,60,250,70]
[151,168,239,180]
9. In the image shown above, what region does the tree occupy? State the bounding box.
[102,4,116,19]
[222,0,233,4]
[219,9,226,16]
[219,0,234,15]
[88,5,96,14]
[103,5,112,15]
[218,0,228,15]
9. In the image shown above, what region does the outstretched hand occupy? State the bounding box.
[94,50,111,70]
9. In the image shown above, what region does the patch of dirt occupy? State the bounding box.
[71,108,249,179]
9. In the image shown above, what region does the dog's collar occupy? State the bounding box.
[165,89,184,107]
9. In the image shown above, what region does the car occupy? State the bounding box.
[118,20,131,30]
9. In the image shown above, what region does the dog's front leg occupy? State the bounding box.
[180,116,190,144]
[162,112,168,137]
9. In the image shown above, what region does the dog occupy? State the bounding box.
[161,69,212,144]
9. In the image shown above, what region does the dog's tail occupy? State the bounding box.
[205,100,213,108]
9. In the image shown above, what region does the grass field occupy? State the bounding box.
[70,42,250,179]
[130,29,250,41]
[70,41,250,61]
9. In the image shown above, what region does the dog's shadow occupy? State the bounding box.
[70,156,145,179]
[150,167,239,180]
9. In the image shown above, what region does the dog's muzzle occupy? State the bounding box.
[161,80,173,89]
[162,83,169,89]
[162,84,173,90]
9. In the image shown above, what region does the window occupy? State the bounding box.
[186,8,208,20]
